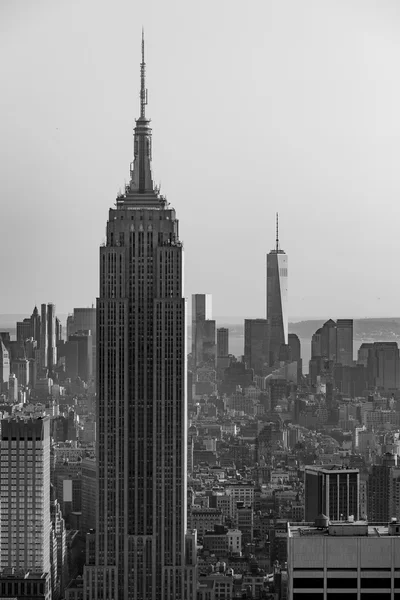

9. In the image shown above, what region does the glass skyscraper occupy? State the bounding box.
[266,215,288,366]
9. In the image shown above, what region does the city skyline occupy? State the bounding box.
[2,1,400,318]
[4,5,400,599]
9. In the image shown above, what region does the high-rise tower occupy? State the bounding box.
[266,214,288,365]
[0,416,52,596]
[39,303,57,372]
[244,318,269,376]
[84,35,196,600]
[191,294,215,368]
[336,318,353,367]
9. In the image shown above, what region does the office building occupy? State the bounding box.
[266,214,288,365]
[288,333,300,363]
[17,318,34,344]
[11,357,30,387]
[39,303,57,373]
[311,328,322,358]
[367,342,400,391]
[244,319,269,376]
[310,319,355,384]
[83,36,196,600]
[0,340,10,389]
[202,319,217,369]
[0,572,50,599]
[333,363,367,398]
[50,496,67,597]
[304,465,360,522]
[320,319,337,361]
[64,331,93,382]
[40,304,48,369]
[192,294,216,369]
[16,306,41,345]
[288,332,302,379]
[67,307,96,381]
[217,327,229,357]
[81,457,96,534]
[336,318,353,366]
[55,317,62,347]
[358,342,373,367]
[368,452,400,523]
[0,416,52,596]
[47,304,57,373]
[288,520,400,600]
[8,373,18,402]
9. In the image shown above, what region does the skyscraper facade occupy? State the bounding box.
[17,306,41,345]
[39,303,57,372]
[244,318,269,376]
[67,307,97,380]
[320,319,337,362]
[336,318,353,366]
[288,332,302,380]
[367,342,400,391]
[191,294,215,368]
[304,465,360,522]
[0,340,10,389]
[84,37,195,600]
[47,303,57,373]
[0,417,51,576]
[40,304,48,369]
[266,216,288,366]
[217,327,229,357]
[368,452,400,522]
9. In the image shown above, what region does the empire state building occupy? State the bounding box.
[84,35,197,600]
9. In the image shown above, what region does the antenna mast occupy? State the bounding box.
[140,28,148,118]
[276,212,279,252]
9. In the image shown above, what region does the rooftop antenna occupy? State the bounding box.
[276,212,279,252]
[140,27,148,118]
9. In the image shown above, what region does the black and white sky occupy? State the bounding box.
[1,0,400,319]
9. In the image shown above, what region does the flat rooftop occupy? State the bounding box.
[304,465,359,474]
[288,521,397,538]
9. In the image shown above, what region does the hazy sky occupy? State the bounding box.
[1,0,400,320]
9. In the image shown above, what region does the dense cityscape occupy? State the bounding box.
[3,31,400,600]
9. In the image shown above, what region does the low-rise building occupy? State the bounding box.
[190,508,223,538]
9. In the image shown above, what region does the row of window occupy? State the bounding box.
[294,577,400,589]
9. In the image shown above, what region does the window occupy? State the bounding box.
[327,579,357,589]
[361,579,391,589]
[293,578,324,589]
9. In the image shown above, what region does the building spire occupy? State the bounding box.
[276,212,279,252]
[124,31,156,199]
[140,27,147,119]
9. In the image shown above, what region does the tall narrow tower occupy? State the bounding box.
[84,35,195,600]
[266,214,288,366]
